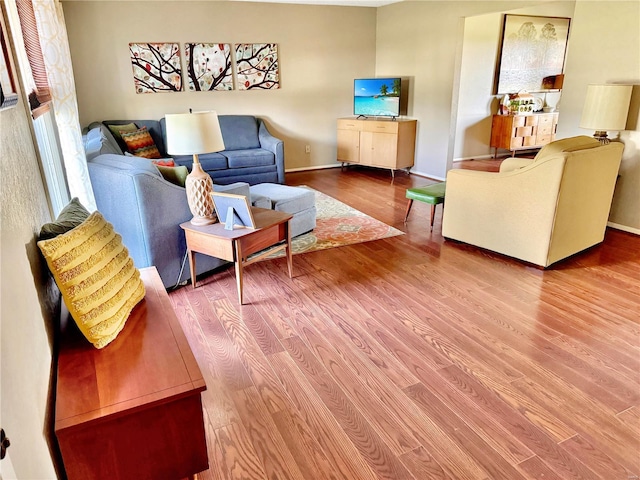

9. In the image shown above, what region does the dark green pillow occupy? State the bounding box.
[156,165,189,187]
[39,198,91,240]
[105,122,138,152]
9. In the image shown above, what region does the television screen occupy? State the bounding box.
[354,78,402,117]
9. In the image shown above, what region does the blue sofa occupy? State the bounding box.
[85,115,284,185]
[85,153,275,288]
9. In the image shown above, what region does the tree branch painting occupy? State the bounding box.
[235,43,279,90]
[185,43,233,91]
[130,43,182,94]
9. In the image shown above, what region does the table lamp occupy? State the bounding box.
[165,111,225,225]
[579,84,632,144]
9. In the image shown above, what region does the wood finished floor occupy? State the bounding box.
[171,164,640,480]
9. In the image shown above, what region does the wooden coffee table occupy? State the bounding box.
[180,207,293,304]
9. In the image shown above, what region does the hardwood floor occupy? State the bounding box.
[171,165,640,480]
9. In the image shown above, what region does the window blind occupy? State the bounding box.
[16,0,51,118]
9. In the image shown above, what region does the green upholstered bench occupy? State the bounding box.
[404,182,446,230]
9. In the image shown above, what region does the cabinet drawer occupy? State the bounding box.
[537,114,556,127]
[337,119,361,131]
[536,134,552,145]
[515,126,534,137]
[363,121,399,134]
[538,124,554,135]
[511,116,526,127]
[510,137,524,149]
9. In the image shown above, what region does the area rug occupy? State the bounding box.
[269,187,404,258]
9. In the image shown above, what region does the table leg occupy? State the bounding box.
[188,250,196,288]
[404,199,414,223]
[234,240,244,305]
[286,221,293,279]
[430,204,436,231]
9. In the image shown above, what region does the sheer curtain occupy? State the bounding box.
[32,0,95,210]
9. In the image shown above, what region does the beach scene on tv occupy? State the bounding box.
[354,78,401,117]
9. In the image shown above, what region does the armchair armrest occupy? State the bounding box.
[442,157,566,266]
[499,158,534,173]
[258,119,285,183]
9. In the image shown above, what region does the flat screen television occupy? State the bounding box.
[354,77,402,118]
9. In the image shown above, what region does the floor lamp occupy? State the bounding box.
[165,111,225,225]
[579,84,632,144]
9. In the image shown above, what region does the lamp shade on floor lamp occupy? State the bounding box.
[580,84,632,144]
[165,111,225,225]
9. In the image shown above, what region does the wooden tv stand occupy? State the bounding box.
[54,267,208,480]
[337,117,417,177]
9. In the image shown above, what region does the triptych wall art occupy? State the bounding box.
[129,42,280,94]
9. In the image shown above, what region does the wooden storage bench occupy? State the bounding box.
[55,267,208,480]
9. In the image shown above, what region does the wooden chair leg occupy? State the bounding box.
[430,204,436,231]
[404,199,414,223]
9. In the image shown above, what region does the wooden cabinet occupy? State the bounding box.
[55,267,208,480]
[337,118,417,175]
[490,113,558,157]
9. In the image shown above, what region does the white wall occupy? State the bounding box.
[375,1,576,179]
[0,10,59,478]
[63,1,377,171]
[558,0,640,231]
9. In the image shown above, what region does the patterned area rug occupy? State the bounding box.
[270,188,404,258]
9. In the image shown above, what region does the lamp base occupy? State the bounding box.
[185,158,216,225]
[592,131,611,145]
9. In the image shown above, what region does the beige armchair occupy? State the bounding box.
[442,136,624,267]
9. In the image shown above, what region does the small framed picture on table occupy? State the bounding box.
[211,192,256,230]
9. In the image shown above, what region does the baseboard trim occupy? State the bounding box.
[409,170,446,182]
[607,221,640,235]
[453,154,495,162]
[286,164,341,173]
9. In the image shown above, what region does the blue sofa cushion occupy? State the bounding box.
[218,115,260,151]
[223,149,274,168]
[173,152,228,171]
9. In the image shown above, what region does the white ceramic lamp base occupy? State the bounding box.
[185,158,216,225]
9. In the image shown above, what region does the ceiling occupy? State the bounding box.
[215,0,404,6]
[61,0,405,5]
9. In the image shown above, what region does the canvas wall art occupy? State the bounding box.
[185,43,233,91]
[129,42,183,93]
[495,15,570,94]
[235,43,279,90]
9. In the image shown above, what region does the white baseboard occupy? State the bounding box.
[409,169,446,182]
[285,163,342,173]
[453,154,495,162]
[607,221,640,235]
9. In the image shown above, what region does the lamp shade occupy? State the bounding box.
[165,111,225,155]
[580,84,632,131]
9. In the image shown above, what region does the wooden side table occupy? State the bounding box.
[180,207,294,304]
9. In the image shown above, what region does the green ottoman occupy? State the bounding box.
[404,182,446,230]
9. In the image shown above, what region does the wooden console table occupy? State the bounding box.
[55,267,208,480]
[181,207,293,305]
[490,112,558,157]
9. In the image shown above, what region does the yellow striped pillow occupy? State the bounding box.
[37,212,145,349]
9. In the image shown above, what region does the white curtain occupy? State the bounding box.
[32,0,96,210]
